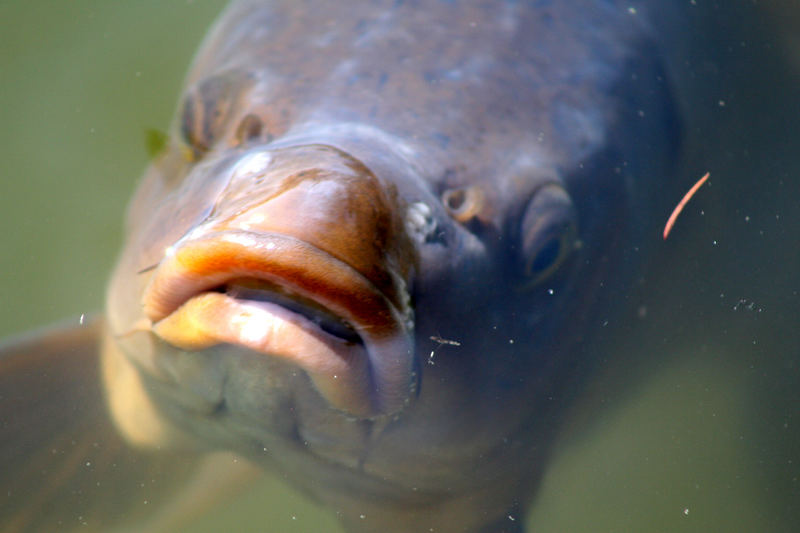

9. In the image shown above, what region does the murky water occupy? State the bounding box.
[1,2,797,531]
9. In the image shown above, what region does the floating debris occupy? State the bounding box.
[663,172,710,239]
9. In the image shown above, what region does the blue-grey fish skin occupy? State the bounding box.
[105,1,680,531]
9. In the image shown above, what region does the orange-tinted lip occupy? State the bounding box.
[142,230,415,417]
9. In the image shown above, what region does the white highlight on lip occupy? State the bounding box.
[235,211,267,232]
[231,151,272,181]
[231,308,269,346]
[220,232,257,248]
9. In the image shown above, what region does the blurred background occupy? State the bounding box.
[0,1,797,531]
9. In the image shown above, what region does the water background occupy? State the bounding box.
[0,1,797,531]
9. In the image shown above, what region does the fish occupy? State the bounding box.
[0,1,681,531]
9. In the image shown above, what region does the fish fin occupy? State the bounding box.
[0,318,202,532]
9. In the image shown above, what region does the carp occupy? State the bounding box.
[0,1,679,531]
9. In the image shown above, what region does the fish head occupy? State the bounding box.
[101,3,679,526]
[105,115,583,450]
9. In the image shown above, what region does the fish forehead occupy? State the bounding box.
[179,0,645,211]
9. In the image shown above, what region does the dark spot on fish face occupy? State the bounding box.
[431,132,450,148]
[234,113,268,145]
[376,71,389,89]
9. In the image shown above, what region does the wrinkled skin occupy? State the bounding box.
[101,1,679,531]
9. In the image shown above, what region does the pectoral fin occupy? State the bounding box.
[0,318,201,532]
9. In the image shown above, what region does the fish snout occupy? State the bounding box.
[140,144,418,418]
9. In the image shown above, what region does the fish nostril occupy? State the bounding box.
[443,188,465,210]
[442,186,485,223]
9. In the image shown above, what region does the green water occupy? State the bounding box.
[0,1,225,338]
[1,2,797,532]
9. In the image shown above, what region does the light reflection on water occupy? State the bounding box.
[0,2,797,532]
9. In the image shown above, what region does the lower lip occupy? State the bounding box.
[151,291,377,416]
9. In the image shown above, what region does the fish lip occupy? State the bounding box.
[142,229,415,417]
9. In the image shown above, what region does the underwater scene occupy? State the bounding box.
[0,1,797,531]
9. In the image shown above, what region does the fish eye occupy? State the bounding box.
[180,70,252,159]
[441,185,484,223]
[518,183,577,286]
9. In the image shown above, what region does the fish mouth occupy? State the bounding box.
[142,230,415,418]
